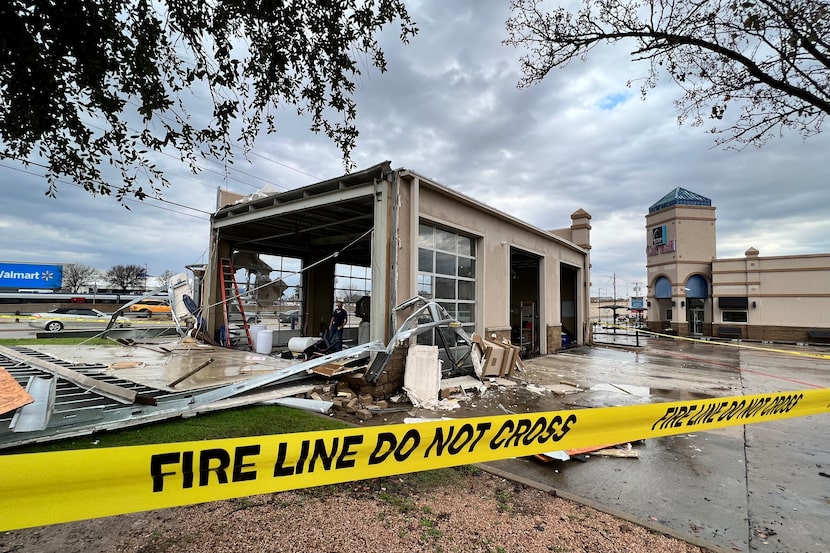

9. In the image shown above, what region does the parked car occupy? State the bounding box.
[277,310,300,323]
[28,308,131,332]
[128,298,171,317]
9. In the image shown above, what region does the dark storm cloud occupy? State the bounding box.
[1,0,827,291]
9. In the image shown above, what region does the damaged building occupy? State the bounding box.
[0,161,592,450]
[203,161,593,396]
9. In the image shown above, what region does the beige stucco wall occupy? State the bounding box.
[713,252,830,327]
[396,173,590,352]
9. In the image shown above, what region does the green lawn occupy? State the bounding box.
[4,405,350,455]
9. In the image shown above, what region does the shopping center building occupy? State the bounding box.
[645,188,830,342]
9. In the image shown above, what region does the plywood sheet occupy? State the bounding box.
[0,368,33,416]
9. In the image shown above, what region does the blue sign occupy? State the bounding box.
[651,224,667,246]
[0,263,63,290]
[631,296,645,310]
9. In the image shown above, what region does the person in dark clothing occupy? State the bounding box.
[328,301,348,351]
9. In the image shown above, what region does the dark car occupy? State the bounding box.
[277,310,300,323]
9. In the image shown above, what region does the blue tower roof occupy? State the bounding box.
[649,187,712,213]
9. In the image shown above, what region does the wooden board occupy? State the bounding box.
[0,367,34,416]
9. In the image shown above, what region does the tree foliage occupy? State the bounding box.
[505,0,830,147]
[61,263,98,293]
[0,0,416,202]
[105,264,145,291]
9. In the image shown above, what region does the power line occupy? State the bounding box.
[0,162,210,220]
[247,151,322,181]
[120,99,323,185]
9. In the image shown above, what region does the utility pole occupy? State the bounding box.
[612,274,617,334]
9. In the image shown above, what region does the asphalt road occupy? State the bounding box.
[485,338,830,553]
[0,319,172,339]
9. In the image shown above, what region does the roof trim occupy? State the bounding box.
[213,161,392,223]
[397,168,588,254]
[649,187,712,213]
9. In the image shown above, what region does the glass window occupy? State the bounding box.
[458,235,474,256]
[435,252,456,275]
[435,228,456,252]
[458,280,475,300]
[418,248,433,272]
[416,222,477,346]
[418,274,433,299]
[722,311,748,323]
[435,277,456,299]
[418,224,434,248]
[458,256,474,278]
[334,263,371,304]
[457,303,473,323]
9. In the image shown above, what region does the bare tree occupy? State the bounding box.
[105,265,145,292]
[61,264,98,293]
[156,270,177,289]
[505,0,830,147]
[1,1,417,202]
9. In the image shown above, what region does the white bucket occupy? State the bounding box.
[288,336,319,353]
[255,329,273,354]
[248,324,266,350]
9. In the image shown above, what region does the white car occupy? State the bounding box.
[28,308,131,332]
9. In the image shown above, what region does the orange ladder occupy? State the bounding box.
[218,258,253,349]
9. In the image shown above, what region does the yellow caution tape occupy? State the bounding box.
[599,324,830,361]
[1,387,829,531]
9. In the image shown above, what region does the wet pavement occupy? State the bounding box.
[15,334,830,552]
[481,337,830,553]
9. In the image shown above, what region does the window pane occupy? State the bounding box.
[418,224,433,248]
[418,248,433,272]
[457,303,473,323]
[416,329,433,345]
[437,326,460,347]
[458,256,474,277]
[435,252,456,275]
[333,263,371,302]
[722,311,748,323]
[418,274,433,299]
[458,280,474,300]
[439,302,456,318]
[458,235,474,256]
[435,278,456,299]
[435,228,455,252]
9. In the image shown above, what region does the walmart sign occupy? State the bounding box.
[0,263,63,290]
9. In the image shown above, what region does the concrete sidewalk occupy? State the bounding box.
[486,339,830,553]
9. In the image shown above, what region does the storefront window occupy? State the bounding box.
[722,311,748,323]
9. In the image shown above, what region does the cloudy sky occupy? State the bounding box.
[1,1,828,299]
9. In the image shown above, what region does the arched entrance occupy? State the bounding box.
[653,276,672,327]
[685,275,709,335]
